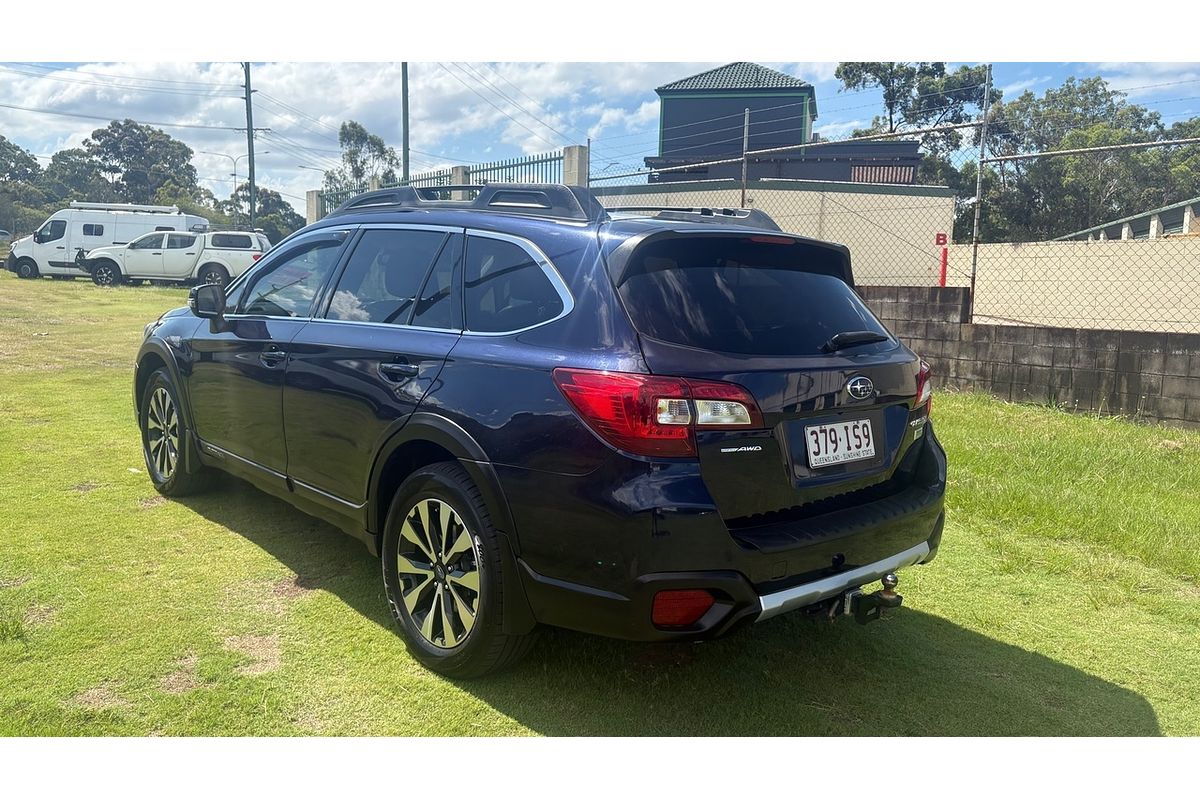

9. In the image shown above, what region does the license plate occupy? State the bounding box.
[804,419,875,468]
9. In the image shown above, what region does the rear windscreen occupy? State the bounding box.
[617,236,889,356]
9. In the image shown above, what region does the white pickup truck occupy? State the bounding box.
[83,230,271,287]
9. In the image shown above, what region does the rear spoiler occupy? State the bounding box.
[602,228,854,288]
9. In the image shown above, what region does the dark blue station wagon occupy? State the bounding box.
[134,184,946,677]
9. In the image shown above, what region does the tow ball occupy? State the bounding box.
[827,572,904,624]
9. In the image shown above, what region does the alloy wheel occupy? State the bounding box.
[395,498,480,649]
[202,270,225,286]
[146,386,179,480]
[95,265,115,286]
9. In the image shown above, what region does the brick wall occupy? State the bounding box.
[859,286,1200,428]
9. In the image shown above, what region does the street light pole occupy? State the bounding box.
[199,151,268,226]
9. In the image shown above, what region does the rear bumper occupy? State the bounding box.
[504,425,947,641]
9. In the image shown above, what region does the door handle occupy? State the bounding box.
[151,252,163,255]
[55,246,65,249]
[379,361,419,381]
[259,349,288,367]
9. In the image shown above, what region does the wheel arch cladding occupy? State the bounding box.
[368,413,535,635]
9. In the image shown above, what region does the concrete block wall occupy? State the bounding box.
[860,286,1200,428]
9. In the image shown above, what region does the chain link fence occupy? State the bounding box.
[592,130,1200,335]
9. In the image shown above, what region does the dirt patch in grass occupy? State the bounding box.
[72,683,130,710]
[271,574,317,601]
[71,482,99,493]
[1157,439,1187,452]
[23,605,57,627]
[224,634,281,676]
[159,654,201,694]
[138,496,166,509]
[0,576,30,589]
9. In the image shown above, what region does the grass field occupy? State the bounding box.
[1,271,1198,736]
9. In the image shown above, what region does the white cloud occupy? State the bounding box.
[814,119,866,140]
[1000,75,1052,96]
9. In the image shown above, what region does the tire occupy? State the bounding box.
[92,260,122,287]
[198,264,230,287]
[382,462,536,678]
[139,368,212,496]
[15,258,38,279]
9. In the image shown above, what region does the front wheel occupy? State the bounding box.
[140,368,212,496]
[382,462,535,678]
[92,260,122,287]
[15,258,38,279]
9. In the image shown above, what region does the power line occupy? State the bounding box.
[453,62,576,147]
[7,61,241,89]
[437,63,564,151]
[0,64,243,98]
[0,101,244,131]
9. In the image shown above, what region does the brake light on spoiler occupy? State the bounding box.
[552,368,763,458]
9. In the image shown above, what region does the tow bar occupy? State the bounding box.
[827,572,904,624]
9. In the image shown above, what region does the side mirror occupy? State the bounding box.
[188,283,226,319]
[33,231,45,244]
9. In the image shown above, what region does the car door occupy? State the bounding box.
[282,225,463,506]
[124,233,165,277]
[185,228,352,476]
[163,233,200,278]
[34,218,68,271]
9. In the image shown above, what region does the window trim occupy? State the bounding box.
[226,228,354,320]
[461,229,574,337]
[315,222,465,332]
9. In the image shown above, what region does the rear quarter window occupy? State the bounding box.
[617,236,888,356]
[211,233,253,249]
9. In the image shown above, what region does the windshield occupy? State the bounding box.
[618,236,890,357]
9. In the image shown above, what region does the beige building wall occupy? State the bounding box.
[593,180,956,287]
[948,238,1200,333]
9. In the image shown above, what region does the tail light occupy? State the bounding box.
[252,253,263,261]
[652,589,715,627]
[552,368,764,458]
[916,360,932,415]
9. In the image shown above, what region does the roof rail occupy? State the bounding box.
[68,201,183,214]
[329,183,607,223]
[605,205,781,231]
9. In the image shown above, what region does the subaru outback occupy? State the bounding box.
[134,184,946,677]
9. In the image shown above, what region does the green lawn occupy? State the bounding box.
[1,271,1198,736]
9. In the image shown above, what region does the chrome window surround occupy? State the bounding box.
[462,229,575,337]
[219,224,575,338]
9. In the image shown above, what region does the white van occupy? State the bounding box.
[5,202,209,279]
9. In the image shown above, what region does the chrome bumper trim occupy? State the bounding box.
[756,541,930,622]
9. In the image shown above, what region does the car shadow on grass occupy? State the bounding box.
[181,476,1161,737]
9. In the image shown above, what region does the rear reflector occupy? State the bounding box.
[252,253,263,261]
[652,589,715,628]
[552,368,764,458]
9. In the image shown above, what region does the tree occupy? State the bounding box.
[322,120,400,191]
[0,135,42,183]
[220,182,305,242]
[37,148,120,204]
[83,119,199,203]
[835,62,998,155]
[979,77,1196,240]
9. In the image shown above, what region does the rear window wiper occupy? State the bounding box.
[821,330,889,353]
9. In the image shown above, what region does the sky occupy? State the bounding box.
[2,61,1200,215]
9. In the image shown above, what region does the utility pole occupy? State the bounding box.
[740,108,750,207]
[401,62,410,184]
[968,63,993,321]
[243,62,257,228]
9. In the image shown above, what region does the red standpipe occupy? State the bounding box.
[939,246,948,287]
